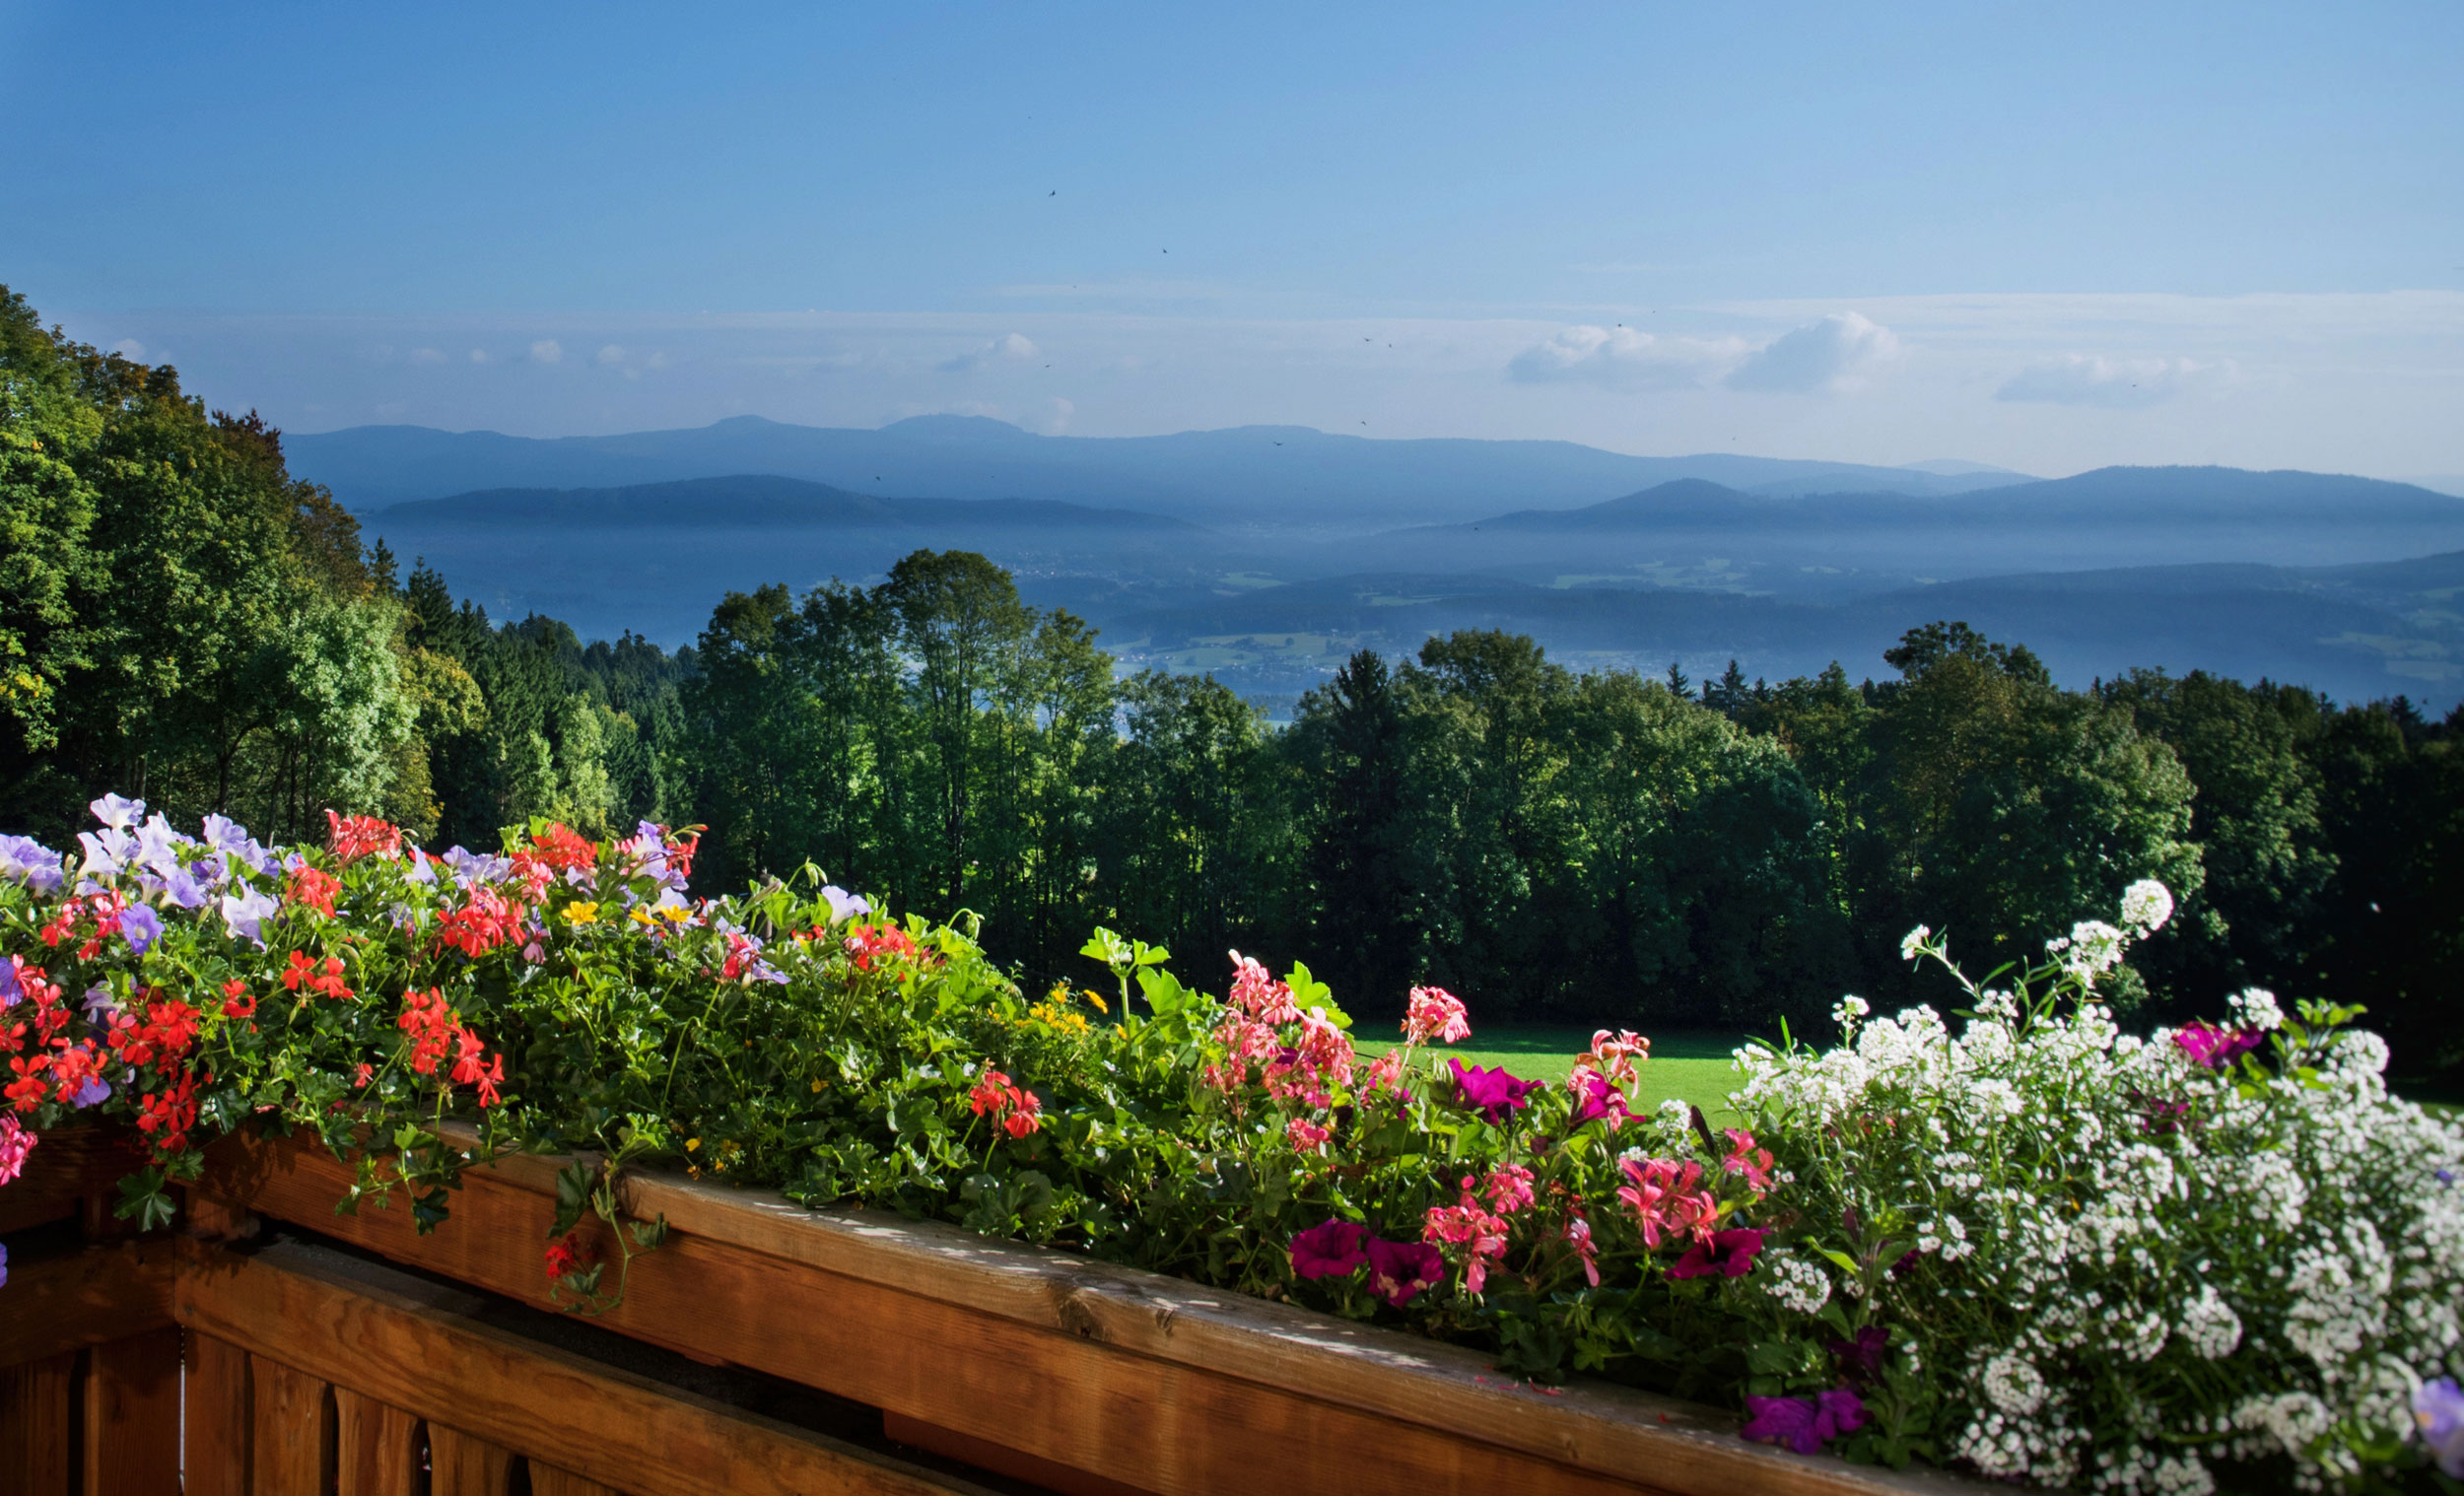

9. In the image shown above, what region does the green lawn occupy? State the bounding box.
[1358,1025,1760,1126]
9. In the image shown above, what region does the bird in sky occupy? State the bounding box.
[1049,190,1057,196]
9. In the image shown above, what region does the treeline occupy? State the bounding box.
[3,285,2457,1083]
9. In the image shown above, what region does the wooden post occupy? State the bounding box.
[336,1387,424,1496]
[183,1332,253,1496]
[82,1326,183,1495]
[0,1351,77,1496]
[428,1424,520,1494]
[250,1354,336,1491]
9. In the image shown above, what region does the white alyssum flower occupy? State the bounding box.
[2226,986,2284,1032]
[1760,1250,1832,1315]
[1899,924,1931,962]
[2119,878,2175,932]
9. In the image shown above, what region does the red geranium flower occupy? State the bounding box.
[324,809,402,863]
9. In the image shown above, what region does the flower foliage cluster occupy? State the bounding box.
[1733,888,2464,1492]
[2,802,2460,1491]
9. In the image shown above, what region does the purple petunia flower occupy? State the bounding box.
[1669,1227,1766,1280]
[1289,1219,1371,1280]
[0,956,21,1008]
[118,903,164,954]
[1448,1059,1543,1124]
[157,864,210,910]
[1742,1386,1869,1456]
[1363,1237,1445,1307]
[0,1241,9,1289]
[0,834,66,894]
[69,1074,110,1109]
[2420,1379,2464,1477]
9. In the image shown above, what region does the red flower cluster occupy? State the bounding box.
[526,823,599,872]
[282,951,354,1001]
[844,921,920,973]
[397,987,506,1107]
[968,1067,1043,1138]
[437,886,526,958]
[38,892,123,958]
[544,1230,599,1283]
[286,866,342,918]
[324,809,403,863]
[220,980,256,1020]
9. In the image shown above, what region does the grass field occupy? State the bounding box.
[1357,1025,1760,1126]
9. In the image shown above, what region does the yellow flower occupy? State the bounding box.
[685,1137,701,1151]
[1083,987,1109,1015]
[629,908,654,926]
[562,902,600,925]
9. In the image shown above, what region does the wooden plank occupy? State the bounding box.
[336,1387,424,1496]
[82,1326,182,1496]
[428,1425,519,1494]
[0,1240,176,1369]
[251,1353,335,1491]
[528,1466,631,1496]
[0,1125,151,1235]
[884,1412,1156,1496]
[196,1143,1653,1496]
[205,1127,1988,1496]
[173,1236,999,1496]
[183,1331,253,1496]
[0,1350,77,1496]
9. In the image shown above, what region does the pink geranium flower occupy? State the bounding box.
[1403,986,1471,1045]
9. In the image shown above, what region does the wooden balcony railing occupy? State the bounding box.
[0,1126,1989,1496]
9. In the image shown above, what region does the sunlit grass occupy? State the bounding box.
[1356,1025,1763,1126]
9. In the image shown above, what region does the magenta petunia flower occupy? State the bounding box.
[1826,1326,1888,1383]
[1569,1069,1630,1129]
[1363,1236,1444,1307]
[1289,1218,1370,1279]
[1447,1059,1542,1124]
[1669,1227,1765,1280]
[2172,1021,2264,1070]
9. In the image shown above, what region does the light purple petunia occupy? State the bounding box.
[221,885,278,947]
[0,834,66,894]
[90,792,145,830]
[820,885,873,923]
[2420,1379,2464,1477]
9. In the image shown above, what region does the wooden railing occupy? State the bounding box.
[0,1127,1988,1496]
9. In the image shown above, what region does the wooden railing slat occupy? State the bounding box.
[0,1350,76,1496]
[251,1352,337,1491]
[429,1425,520,1493]
[174,1235,1001,1496]
[184,1332,253,1496]
[81,1326,183,1496]
[336,1387,425,1496]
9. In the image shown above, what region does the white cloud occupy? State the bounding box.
[595,344,626,366]
[1725,312,1899,394]
[468,349,490,364]
[407,347,447,366]
[937,332,1039,374]
[1994,354,2228,409]
[529,339,564,364]
[111,338,147,360]
[1504,325,1745,389]
[1038,396,1075,435]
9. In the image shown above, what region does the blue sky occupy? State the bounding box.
[4,1,2460,478]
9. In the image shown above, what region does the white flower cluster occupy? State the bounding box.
[1759,1249,1833,1315]
[1732,880,2464,1492]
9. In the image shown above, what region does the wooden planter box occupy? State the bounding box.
[4,1124,1990,1495]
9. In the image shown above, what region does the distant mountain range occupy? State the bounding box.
[333,415,2464,710]
[378,473,1200,532]
[296,414,2032,527]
